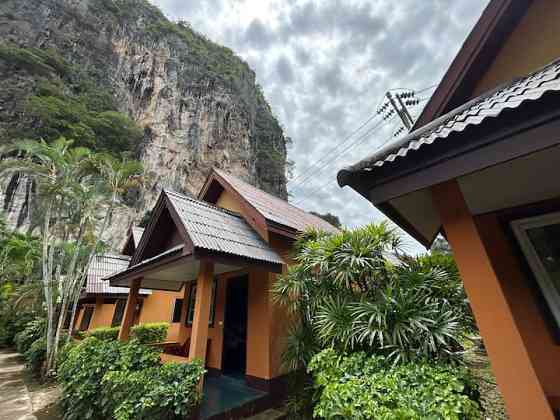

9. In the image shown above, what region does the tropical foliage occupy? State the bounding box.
[309,349,481,420]
[272,223,480,418]
[0,218,41,283]
[58,337,204,420]
[130,322,169,344]
[272,224,472,367]
[0,138,144,373]
[88,326,120,341]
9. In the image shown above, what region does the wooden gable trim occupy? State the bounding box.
[130,192,193,265]
[414,0,531,129]
[199,171,270,243]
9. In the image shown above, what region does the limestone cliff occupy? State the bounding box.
[0,0,288,245]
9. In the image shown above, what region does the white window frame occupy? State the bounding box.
[512,211,560,328]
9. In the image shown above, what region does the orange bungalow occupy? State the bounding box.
[338,0,560,418]
[75,168,337,419]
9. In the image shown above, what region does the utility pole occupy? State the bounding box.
[377,89,421,137]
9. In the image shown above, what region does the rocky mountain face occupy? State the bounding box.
[0,0,288,246]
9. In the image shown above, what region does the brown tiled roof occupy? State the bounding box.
[338,59,560,184]
[214,169,339,234]
[86,254,150,295]
[165,190,285,265]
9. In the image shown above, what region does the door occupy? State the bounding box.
[222,275,249,376]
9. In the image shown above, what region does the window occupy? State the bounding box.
[186,279,217,326]
[172,299,183,323]
[111,299,127,327]
[512,212,560,327]
[79,306,94,331]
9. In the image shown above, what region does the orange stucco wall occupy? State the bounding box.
[473,0,560,95]
[90,297,116,330]
[476,213,560,404]
[216,190,243,213]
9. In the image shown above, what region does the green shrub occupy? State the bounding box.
[15,318,46,353]
[102,361,205,420]
[23,337,47,374]
[59,337,161,420]
[88,326,119,341]
[0,309,36,347]
[308,349,481,420]
[58,337,202,420]
[130,322,169,344]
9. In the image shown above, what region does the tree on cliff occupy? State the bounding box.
[0,138,143,372]
[309,211,342,228]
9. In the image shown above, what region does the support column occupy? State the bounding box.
[188,261,214,364]
[118,279,140,341]
[431,180,554,420]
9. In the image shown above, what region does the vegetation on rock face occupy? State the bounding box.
[309,211,342,228]
[0,44,143,157]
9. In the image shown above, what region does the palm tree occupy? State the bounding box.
[0,138,144,372]
[273,223,470,365]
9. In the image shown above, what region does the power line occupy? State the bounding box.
[292,125,399,207]
[289,95,429,195]
[288,83,437,186]
[287,111,379,185]
[288,115,397,194]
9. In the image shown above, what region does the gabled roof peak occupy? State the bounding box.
[163,188,242,218]
[202,168,340,235]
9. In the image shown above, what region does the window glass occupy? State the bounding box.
[514,214,560,327]
[527,223,560,295]
[111,299,127,327]
[186,279,217,326]
[172,299,183,323]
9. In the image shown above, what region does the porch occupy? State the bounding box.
[104,190,288,418]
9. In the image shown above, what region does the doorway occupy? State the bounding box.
[222,275,249,376]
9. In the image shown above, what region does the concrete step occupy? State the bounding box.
[244,408,286,420]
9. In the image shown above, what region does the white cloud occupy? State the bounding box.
[151,0,490,253]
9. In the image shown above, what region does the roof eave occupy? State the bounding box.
[414,0,531,129]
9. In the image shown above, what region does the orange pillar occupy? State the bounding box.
[246,269,272,380]
[431,180,554,420]
[188,261,214,364]
[118,279,140,341]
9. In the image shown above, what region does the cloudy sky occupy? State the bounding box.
[151,0,490,253]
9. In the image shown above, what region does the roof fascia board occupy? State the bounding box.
[131,194,166,265]
[131,192,193,265]
[266,222,298,239]
[414,0,531,128]
[109,252,192,286]
[201,171,270,242]
[194,249,283,274]
[368,109,560,205]
[163,192,196,255]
